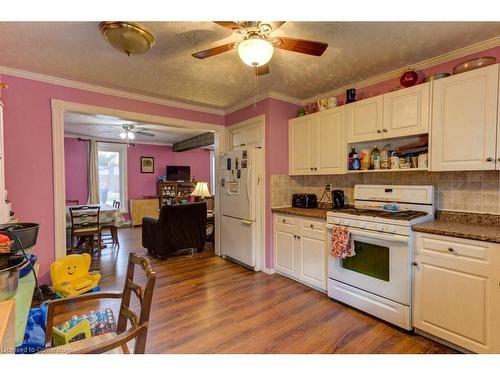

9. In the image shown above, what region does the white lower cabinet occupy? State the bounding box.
[413,232,500,353]
[274,214,327,291]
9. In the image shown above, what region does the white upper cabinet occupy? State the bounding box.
[347,96,384,143]
[315,107,347,175]
[289,107,346,175]
[430,64,499,171]
[229,118,262,150]
[383,82,430,138]
[289,116,314,175]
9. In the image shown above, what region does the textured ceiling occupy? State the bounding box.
[0,22,499,109]
[64,112,207,145]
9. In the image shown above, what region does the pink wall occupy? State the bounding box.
[1,75,223,283]
[127,143,211,200]
[64,138,211,205]
[64,137,88,205]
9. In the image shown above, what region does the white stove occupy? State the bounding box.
[326,185,435,330]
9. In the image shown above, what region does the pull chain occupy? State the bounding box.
[253,66,259,110]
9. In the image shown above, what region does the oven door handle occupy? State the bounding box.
[327,225,408,244]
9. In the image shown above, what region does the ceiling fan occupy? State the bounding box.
[192,21,328,75]
[119,124,155,140]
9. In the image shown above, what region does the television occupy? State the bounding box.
[166,165,191,181]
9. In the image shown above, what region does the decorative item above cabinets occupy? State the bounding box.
[289,106,346,176]
[347,83,430,143]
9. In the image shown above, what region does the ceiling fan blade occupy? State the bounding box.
[255,64,270,76]
[213,21,241,31]
[272,37,328,56]
[192,42,236,59]
[135,131,155,137]
[260,21,286,32]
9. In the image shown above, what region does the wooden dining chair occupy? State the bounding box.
[69,205,101,254]
[66,199,80,206]
[101,201,120,247]
[43,252,156,354]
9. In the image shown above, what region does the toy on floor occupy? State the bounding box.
[50,253,101,297]
[52,308,116,347]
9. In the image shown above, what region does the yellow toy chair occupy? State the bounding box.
[50,253,101,297]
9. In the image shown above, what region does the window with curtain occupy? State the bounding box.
[97,143,127,211]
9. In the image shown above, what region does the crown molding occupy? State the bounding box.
[2,36,499,117]
[268,91,304,106]
[224,90,303,115]
[304,35,500,103]
[0,65,226,116]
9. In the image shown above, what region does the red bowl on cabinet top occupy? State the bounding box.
[400,70,419,87]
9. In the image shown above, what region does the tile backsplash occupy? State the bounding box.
[271,170,500,214]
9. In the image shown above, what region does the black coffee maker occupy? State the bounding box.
[332,190,345,209]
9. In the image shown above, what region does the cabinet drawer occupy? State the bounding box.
[415,232,500,269]
[274,214,296,233]
[301,219,326,240]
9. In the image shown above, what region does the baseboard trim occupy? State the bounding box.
[262,267,275,275]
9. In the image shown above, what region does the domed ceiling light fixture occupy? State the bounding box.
[99,22,156,56]
[237,37,274,67]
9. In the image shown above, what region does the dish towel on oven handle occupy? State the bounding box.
[330,225,355,258]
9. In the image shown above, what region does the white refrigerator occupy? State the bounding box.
[219,148,262,270]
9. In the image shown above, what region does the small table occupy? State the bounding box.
[65,204,125,228]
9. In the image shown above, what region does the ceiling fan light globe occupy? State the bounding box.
[119,131,127,139]
[127,131,135,140]
[237,38,273,67]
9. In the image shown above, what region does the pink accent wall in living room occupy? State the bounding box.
[127,143,210,199]
[64,137,88,205]
[1,74,223,283]
[64,138,211,204]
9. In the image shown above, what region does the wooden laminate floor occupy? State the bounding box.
[55,227,456,354]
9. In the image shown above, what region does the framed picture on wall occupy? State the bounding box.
[141,156,154,173]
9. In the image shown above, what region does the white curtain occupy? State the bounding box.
[87,140,100,204]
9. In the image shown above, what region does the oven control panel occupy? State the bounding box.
[327,217,410,236]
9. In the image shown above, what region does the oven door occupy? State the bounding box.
[327,226,410,305]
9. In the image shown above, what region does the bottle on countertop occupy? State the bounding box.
[348,147,356,170]
[371,145,381,170]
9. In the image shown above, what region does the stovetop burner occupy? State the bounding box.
[334,208,428,221]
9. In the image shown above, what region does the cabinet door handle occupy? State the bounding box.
[310,224,314,228]
[382,128,388,132]
[377,129,382,134]
[486,157,494,162]
[448,247,455,252]
[282,219,286,223]
[293,235,297,239]
[314,167,318,171]
[296,236,301,240]
[412,262,418,266]
[310,167,313,171]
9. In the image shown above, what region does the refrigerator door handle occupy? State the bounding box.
[240,219,253,225]
[246,163,252,204]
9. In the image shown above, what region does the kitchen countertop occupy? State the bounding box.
[271,206,331,220]
[412,211,500,244]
